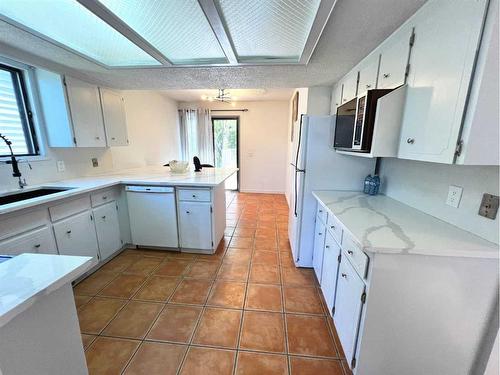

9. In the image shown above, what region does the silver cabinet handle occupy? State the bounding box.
[102,216,106,220]
[383,73,390,78]
[318,232,322,236]
[347,250,354,255]
[102,196,108,200]
[66,230,72,234]
[192,194,196,198]
[34,244,41,248]
[407,138,415,144]
[330,225,335,229]
[95,136,100,140]
[341,273,347,278]
[366,84,371,88]
[111,137,116,140]
[186,211,190,214]
[319,209,323,213]
[325,245,330,249]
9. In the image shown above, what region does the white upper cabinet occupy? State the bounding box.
[341,70,359,104]
[357,53,380,94]
[397,0,488,163]
[65,76,106,147]
[100,88,129,147]
[456,0,499,165]
[330,83,343,115]
[377,25,413,89]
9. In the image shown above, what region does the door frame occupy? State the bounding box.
[211,116,240,191]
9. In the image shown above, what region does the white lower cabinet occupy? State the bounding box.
[0,226,57,255]
[93,202,122,260]
[178,201,212,250]
[53,211,99,260]
[320,231,341,314]
[312,216,326,282]
[334,254,366,368]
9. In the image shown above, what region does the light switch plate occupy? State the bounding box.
[56,160,65,172]
[478,193,499,220]
[446,185,463,208]
[91,158,99,168]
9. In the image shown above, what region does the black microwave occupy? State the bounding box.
[334,89,393,153]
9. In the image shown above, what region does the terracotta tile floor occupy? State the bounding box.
[74,192,352,375]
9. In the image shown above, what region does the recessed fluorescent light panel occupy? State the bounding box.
[0,0,332,67]
[215,0,322,63]
[0,0,161,67]
[97,0,227,65]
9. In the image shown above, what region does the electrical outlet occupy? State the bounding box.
[56,160,65,172]
[478,193,499,219]
[446,185,463,208]
[91,158,99,168]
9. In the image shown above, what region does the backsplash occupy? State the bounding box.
[379,158,499,244]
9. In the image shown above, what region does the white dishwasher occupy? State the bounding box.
[125,186,179,248]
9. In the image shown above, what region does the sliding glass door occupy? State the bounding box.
[212,117,239,190]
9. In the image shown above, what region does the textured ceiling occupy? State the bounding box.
[0,0,427,90]
[162,88,295,102]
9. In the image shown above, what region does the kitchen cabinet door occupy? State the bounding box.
[100,88,129,147]
[378,26,413,89]
[357,54,380,95]
[0,226,57,255]
[65,76,106,147]
[341,71,359,104]
[398,0,488,163]
[312,216,326,283]
[334,255,365,367]
[53,211,99,260]
[93,202,122,260]
[320,231,341,315]
[178,201,212,250]
[330,83,343,115]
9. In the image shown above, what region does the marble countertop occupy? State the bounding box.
[313,190,498,259]
[0,166,237,215]
[0,253,94,327]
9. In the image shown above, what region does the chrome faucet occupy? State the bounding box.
[0,133,27,189]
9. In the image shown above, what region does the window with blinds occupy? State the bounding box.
[0,64,38,157]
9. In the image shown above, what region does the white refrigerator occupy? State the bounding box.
[288,115,374,268]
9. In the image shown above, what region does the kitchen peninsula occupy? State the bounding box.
[0,166,237,263]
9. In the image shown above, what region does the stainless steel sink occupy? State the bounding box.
[0,187,74,206]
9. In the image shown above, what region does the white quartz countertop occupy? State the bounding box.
[0,166,237,215]
[0,253,94,327]
[313,190,498,259]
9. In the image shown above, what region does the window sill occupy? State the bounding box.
[0,155,50,163]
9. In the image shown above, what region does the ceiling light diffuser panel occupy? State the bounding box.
[97,0,228,65]
[215,0,322,63]
[0,0,160,67]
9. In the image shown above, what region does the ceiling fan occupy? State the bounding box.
[202,89,233,103]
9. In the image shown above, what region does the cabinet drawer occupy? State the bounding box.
[342,234,369,278]
[49,195,91,222]
[0,226,57,255]
[326,214,343,245]
[90,189,117,207]
[0,208,49,240]
[316,204,328,224]
[178,189,211,202]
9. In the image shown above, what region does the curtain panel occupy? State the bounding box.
[178,108,214,165]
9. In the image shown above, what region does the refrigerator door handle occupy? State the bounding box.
[293,115,306,218]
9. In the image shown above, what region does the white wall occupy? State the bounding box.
[179,101,290,194]
[379,158,499,244]
[111,91,180,169]
[0,90,180,192]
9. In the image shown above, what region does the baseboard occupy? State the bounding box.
[238,189,286,194]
